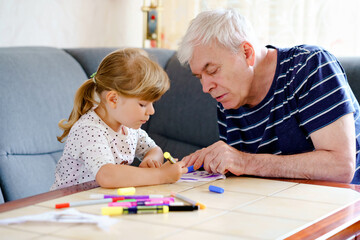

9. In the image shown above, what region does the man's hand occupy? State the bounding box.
[181,140,245,175]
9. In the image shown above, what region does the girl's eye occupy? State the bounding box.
[139,103,146,107]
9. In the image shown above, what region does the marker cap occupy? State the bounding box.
[196,203,207,209]
[163,152,171,159]
[187,165,195,173]
[102,206,123,216]
[117,187,136,195]
[55,203,70,209]
[209,185,224,194]
[187,164,203,173]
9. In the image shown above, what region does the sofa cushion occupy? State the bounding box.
[64,47,175,77]
[338,57,360,101]
[0,47,87,201]
[0,190,4,204]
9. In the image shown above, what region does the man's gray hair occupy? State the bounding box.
[177,8,258,65]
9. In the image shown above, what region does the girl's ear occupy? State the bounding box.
[106,91,118,109]
[240,41,255,66]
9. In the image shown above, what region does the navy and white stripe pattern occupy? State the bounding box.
[217,45,360,184]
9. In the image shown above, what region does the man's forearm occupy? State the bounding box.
[239,150,355,183]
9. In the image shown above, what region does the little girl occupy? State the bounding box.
[51,48,186,190]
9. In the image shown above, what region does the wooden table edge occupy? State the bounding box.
[0,178,359,239]
[0,180,99,213]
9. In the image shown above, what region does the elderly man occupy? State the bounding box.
[178,8,360,184]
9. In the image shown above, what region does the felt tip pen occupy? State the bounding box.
[171,192,206,209]
[102,206,169,216]
[55,197,124,209]
[116,197,174,203]
[90,194,164,199]
[168,205,199,211]
[109,197,174,207]
[108,201,185,207]
[109,200,171,207]
[163,152,176,164]
[187,164,204,173]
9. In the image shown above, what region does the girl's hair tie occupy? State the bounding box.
[90,72,97,84]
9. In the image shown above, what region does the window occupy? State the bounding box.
[162,0,360,56]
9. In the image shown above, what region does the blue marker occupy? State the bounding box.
[187,164,204,173]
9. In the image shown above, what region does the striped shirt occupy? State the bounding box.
[217,45,360,184]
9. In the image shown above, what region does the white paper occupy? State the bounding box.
[0,208,118,231]
[178,170,226,182]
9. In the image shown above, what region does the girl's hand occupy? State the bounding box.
[139,158,162,168]
[160,160,188,183]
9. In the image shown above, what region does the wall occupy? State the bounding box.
[1,0,359,57]
[0,0,143,48]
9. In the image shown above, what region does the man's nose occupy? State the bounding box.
[201,75,215,93]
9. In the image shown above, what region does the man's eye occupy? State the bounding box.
[208,68,219,75]
[139,103,146,107]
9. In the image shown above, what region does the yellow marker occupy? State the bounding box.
[117,187,136,195]
[102,206,123,216]
[163,152,176,164]
[102,206,169,216]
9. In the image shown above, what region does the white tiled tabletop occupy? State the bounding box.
[1,176,360,240]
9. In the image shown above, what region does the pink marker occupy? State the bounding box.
[109,199,172,207]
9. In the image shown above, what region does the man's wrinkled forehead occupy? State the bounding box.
[189,43,223,73]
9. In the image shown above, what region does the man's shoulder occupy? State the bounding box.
[277,44,314,56]
[275,44,338,73]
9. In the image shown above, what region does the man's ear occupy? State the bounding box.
[241,41,255,66]
[105,91,118,109]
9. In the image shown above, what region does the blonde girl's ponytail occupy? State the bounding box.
[57,79,97,142]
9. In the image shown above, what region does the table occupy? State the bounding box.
[0,176,360,239]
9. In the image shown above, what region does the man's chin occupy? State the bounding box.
[221,102,238,110]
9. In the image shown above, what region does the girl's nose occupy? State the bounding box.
[147,103,155,115]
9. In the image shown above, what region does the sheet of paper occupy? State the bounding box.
[178,170,226,182]
[0,208,118,231]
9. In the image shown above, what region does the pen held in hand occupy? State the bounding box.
[163,152,176,164]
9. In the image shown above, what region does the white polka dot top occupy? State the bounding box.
[50,109,156,190]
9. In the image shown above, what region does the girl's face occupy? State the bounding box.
[113,95,155,130]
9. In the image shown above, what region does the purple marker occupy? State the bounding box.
[90,194,164,199]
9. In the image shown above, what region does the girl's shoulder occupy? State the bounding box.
[70,110,109,135]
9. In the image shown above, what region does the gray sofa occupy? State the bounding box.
[0,47,359,204]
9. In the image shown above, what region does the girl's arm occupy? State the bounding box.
[95,160,187,188]
[139,146,164,168]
